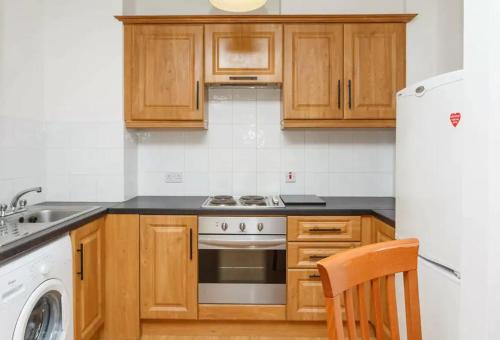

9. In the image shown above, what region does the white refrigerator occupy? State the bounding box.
[396,70,464,340]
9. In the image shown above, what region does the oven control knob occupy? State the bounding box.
[257,223,264,232]
[239,223,246,232]
[221,222,228,231]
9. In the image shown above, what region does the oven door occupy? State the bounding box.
[198,234,286,305]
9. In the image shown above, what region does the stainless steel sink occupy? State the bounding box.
[0,205,101,247]
[17,209,85,224]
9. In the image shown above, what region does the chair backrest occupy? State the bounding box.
[317,239,421,340]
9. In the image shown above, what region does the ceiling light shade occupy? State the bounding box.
[210,0,268,12]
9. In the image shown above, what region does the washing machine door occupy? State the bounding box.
[13,279,70,340]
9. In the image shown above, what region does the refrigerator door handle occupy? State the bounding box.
[418,255,461,279]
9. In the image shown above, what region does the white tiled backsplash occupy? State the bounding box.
[137,88,395,197]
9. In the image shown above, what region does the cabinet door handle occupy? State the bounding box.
[229,76,258,81]
[348,80,352,109]
[309,227,342,233]
[337,80,341,109]
[189,228,193,260]
[76,243,84,281]
[309,274,321,280]
[309,255,328,260]
[196,81,200,110]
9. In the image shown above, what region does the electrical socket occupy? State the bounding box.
[165,172,183,183]
[285,171,296,183]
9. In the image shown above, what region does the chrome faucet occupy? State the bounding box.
[10,187,42,210]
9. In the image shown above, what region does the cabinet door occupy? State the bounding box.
[287,269,327,321]
[205,24,282,83]
[126,25,204,122]
[140,215,198,319]
[283,24,344,120]
[71,217,104,340]
[344,23,405,120]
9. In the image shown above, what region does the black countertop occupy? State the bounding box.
[109,196,395,223]
[1,196,395,265]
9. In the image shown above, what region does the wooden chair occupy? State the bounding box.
[317,239,422,340]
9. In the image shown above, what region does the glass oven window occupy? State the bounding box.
[199,249,286,284]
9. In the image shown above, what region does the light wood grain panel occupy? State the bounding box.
[126,25,204,123]
[71,217,105,340]
[141,320,328,337]
[102,214,140,340]
[372,218,395,243]
[287,242,359,268]
[288,216,361,242]
[140,215,198,320]
[344,23,406,120]
[287,269,327,321]
[281,119,396,129]
[283,24,343,120]
[198,304,286,321]
[205,24,282,83]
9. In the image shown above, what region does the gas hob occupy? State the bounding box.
[201,195,285,209]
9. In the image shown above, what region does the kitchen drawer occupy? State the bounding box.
[287,242,360,269]
[287,216,361,242]
[287,269,326,321]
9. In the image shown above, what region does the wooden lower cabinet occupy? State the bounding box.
[102,214,140,340]
[71,217,105,340]
[287,269,327,321]
[373,218,396,243]
[140,215,198,319]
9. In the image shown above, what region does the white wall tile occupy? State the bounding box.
[233,124,257,148]
[137,88,395,197]
[184,172,209,195]
[305,173,330,196]
[281,148,305,172]
[233,149,257,172]
[257,172,281,195]
[209,148,233,173]
[257,149,281,172]
[209,172,233,195]
[233,172,257,195]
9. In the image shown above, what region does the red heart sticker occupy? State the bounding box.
[450,112,461,127]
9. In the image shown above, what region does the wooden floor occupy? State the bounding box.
[141,337,378,340]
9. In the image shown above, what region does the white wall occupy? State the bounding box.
[0,0,46,204]
[137,88,395,196]
[281,0,405,14]
[42,0,134,202]
[406,0,464,84]
[124,0,281,15]
[460,0,500,339]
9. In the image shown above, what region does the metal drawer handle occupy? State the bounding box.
[309,255,328,260]
[196,81,200,110]
[229,76,258,81]
[309,228,342,233]
[309,274,321,280]
[76,243,84,281]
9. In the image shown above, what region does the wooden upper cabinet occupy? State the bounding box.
[283,24,344,120]
[205,24,283,83]
[125,25,205,127]
[344,23,406,120]
[71,218,104,340]
[140,215,198,320]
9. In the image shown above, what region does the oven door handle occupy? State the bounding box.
[198,236,286,250]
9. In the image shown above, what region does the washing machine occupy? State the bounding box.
[0,235,73,340]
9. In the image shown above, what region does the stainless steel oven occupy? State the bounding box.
[198,216,286,305]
